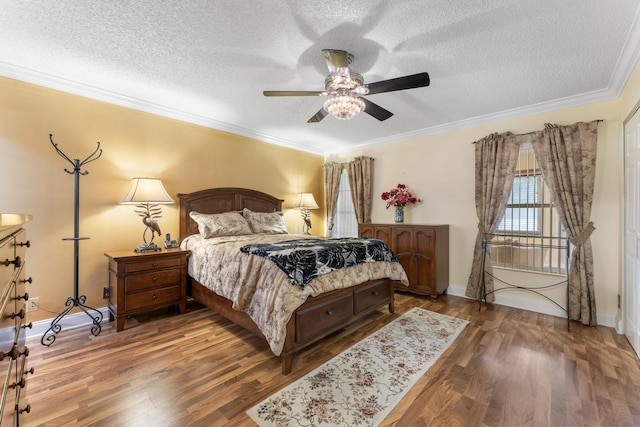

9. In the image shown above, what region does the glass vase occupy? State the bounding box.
[394,206,404,223]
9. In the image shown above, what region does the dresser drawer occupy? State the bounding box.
[354,280,391,314]
[0,235,16,312]
[13,229,28,260]
[0,277,17,329]
[124,285,181,312]
[124,269,181,293]
[123,257,183,274]
[296,293,353,342]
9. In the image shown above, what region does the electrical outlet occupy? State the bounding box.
[103,286,109,299]
[27,297,39,312]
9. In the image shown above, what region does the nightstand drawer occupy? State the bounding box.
[124,285,181,312]
[124,257,183,274]
[124,269,181,293]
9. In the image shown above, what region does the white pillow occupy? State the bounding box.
[189,211,252,238]
[242,208,288,234]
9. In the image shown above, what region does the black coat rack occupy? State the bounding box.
[42,134,104,346]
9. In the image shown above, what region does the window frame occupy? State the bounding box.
[493,145,569,275]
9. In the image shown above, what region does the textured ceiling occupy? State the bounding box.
[1,1,639,155]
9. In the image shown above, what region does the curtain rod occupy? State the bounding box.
[471,119,604,144]
[322,158,375,166]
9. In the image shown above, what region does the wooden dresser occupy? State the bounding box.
[358,223,449,300]
[105,249,190,331]
[0,214,33,425]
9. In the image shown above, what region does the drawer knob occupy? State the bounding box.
[326,309,334,316]
[152,295,158,300]
[152,276,158,282]
[3,255,22,268]
[372,291,379,295]
[17,240,30,248]
[152,262,158,267]
[21,277,33,284]
[4,345,18,360]
[9,378,25,389]
[11,308,26,319]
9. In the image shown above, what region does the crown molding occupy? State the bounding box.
[608,4,640,95]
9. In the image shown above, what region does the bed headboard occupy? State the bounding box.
[178,187,284,241]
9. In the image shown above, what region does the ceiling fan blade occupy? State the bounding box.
[263,91,324,97]
[322,49,351,72]
[365,72,430,95]
[307,108,328,123]
[362,98,393,121]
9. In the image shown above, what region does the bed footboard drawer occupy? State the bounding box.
[296,293,353,341]
[354,280,391,314]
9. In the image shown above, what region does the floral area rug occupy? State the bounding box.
[246,307,469,426]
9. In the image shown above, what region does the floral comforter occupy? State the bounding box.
[180,233,409,356]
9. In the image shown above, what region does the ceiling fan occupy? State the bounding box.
[263,49,430,123]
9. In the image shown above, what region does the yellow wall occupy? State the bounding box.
[0,77,324,322]
[328,59,640,325]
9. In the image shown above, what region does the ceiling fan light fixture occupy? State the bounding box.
[324,95,365,120]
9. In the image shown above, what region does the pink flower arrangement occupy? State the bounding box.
[381,183,420,208]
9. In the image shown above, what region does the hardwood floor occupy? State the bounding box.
[23,293,640,426]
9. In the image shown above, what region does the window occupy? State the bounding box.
[331,170,358,238]
[498,174,544,234]
[492,144,569,275]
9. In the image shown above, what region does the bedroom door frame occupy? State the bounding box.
[623,102,640,356]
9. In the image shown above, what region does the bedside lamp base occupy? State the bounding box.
[135,242,162,253]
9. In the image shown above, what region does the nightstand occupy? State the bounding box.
[105,249,190,331]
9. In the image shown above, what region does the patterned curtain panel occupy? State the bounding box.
[531,121,599,325]
[323,161,342,235]
[347,156,374,224]
[466,132,521,301]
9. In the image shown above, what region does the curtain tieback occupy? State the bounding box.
[477,223,489,235]
[569,221,595,247]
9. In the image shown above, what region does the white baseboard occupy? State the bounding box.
[615,315,625,334]
[447,285,616,329]
[16,306,110,347]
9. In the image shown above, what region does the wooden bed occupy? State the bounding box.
[178,187,397,375]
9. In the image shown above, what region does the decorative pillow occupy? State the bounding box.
[242,208,288,234]
[189,211,252,238]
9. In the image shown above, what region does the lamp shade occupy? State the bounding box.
[120,178,175,204]
[293,192,319,209]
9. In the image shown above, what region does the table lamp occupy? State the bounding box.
[120,177,175,252]
[293,192,319,234]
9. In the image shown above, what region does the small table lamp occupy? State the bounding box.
[293,192,319,234]
[120,177,175,252]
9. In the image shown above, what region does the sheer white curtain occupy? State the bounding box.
[331,170,358,238]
